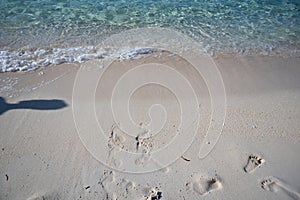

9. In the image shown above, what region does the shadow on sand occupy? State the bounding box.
[0,97,68,115]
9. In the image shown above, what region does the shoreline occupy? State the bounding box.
[1,43,299,73]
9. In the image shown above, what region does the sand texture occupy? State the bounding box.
[0,54,300,200]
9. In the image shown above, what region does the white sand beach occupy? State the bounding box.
[0,54,300,200]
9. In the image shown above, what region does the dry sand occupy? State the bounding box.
[0,53,300,200]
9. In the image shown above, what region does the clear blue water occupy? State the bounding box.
[0,0,299,71]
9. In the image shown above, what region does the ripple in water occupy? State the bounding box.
[0,0,299,71]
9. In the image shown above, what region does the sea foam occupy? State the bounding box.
[0,46,154,72]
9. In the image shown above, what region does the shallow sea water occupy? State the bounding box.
[0,0,299,71]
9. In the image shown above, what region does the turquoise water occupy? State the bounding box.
[0,0,299,71]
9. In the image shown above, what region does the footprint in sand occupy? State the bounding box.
[191,176,222,196]
[134,127,155,167]
[144,187,163,200]
[99,170,117,199]
[261,177,300,200]
[107,125,126,168]
[100,170,115,189]
[99,171,140,200]
[244,155,265,173]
